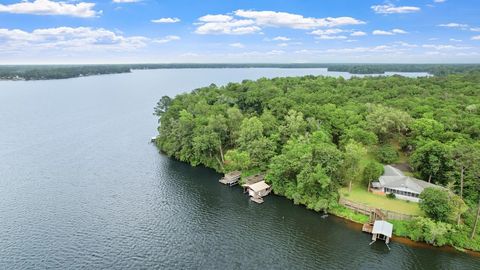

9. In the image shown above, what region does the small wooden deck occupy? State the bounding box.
[219,178,239,186]
[362,223,373,233]
[362,209,385,234]
[219,171,241,186]
[250,197,264,204]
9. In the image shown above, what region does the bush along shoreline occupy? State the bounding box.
[154,72,480,252]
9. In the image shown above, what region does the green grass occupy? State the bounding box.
[340,185,423,216]
[330,205,370,223]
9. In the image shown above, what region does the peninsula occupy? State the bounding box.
[154,71,480,252]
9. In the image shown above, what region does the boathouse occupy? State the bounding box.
[244,180,271,203]
[371,220,393,245]
[242,174,265,193]
[219,171,241,186]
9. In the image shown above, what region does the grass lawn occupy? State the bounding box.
[340,185,423,216]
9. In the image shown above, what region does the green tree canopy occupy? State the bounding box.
[419,187,462,223]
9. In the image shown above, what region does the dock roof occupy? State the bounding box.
[248,181,270,192]
[372,220,393,238]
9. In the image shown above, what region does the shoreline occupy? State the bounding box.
[324,199,480,257]
[155,147,480,257]
[1,63,461,81]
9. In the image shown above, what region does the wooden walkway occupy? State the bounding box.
[339,198,414,221]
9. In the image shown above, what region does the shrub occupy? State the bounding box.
[386,193,396,199]
[376,144,399,164]
[406,217,455,246]
[419,187,455,222]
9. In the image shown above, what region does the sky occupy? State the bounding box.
[0,0,479,64]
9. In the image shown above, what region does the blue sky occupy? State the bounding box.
[0,0,479,64]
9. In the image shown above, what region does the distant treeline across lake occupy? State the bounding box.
[1,63,480,80]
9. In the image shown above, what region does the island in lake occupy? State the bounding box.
[154,71,480,252]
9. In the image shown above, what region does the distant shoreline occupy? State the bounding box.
[1,63,479,81]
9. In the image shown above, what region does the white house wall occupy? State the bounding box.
[382,187,421,202]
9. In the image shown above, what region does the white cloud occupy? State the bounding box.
[225,50,285,58]
[113,0,142,3]
[194,10,364,35]
[315,35,347,40]
[449,38,462,42]
[438,23,469,28]
[311,29,347,40]
[472,36,480,40]
[392,29,408,34]
[438,24,480,33]
[373,30,394,35]
[294,49,316,54]
[273,36,290,41]
[229,42,245,48]
[311,29,344,35]
[198,14,233,22]
[153,35,180,44]
[373,29,408,35]
[234,10,364,29]
[422,44,471,50]
[351,31,367,36]
[0,0,100,18]
[180,52,200,57]
[396,41,418,48]
[151,17,180,24]
[371,4,420,14]
[277,43,289,47]
[0,27,149,53]
[326,45,396,54]
[194,15,260,35]
[266,50,284,55]
[434,0,446,3]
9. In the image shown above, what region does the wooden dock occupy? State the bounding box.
[250,197,264,204]
[362,223,373,233]
[219,171,241,186]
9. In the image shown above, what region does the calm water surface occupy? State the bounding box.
[0,69,478,269]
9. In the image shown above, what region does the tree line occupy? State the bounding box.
[2,63,480,80]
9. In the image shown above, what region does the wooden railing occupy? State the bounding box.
[339,198,415,221]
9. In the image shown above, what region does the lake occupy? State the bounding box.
[0,68,478,269]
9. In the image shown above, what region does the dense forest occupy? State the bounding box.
[155,72,480,251]
[1,63,480,80]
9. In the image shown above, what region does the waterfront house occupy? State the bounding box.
[370,165,440,202]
